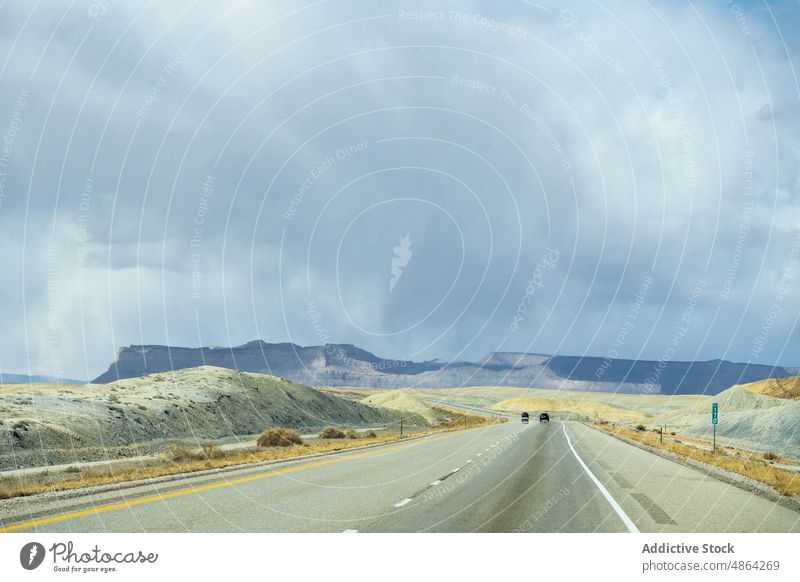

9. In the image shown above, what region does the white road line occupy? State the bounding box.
[393,498,413,508]
[342,529,358,533]
[561,423,639,533]
[466,459,473,464]
[430,480,442,486]
[477,453,482,457]
[452,467,461,472]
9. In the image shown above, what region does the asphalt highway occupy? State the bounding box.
[1,421,798,533]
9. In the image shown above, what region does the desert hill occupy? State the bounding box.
[359,390,444,423]
[490,397,644,422]
[0,366,410,470]
[655,378,800,457]
[739,376,800,399]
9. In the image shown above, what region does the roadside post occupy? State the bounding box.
[659,426,663,444]
[711,402,718,452]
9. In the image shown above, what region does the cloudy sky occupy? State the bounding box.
[0,0,799,380]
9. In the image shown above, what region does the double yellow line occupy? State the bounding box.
[0,431,463,532]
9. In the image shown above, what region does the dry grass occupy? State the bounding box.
[256,427,303,447]
[318,426,346,439]
[163,443,224,462]
[163,445,204,462]
[201,443,225,459]
[0,483,25,499]
[432,406,503,429]
[597,424,800,496]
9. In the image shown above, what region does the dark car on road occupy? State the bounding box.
[539,412,550,422]
[521,412,529,423]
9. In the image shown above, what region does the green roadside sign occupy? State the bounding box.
[711,402,718,425]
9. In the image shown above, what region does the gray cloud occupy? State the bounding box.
[1,0,799,379]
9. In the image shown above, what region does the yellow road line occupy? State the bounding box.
[0,431,464,532]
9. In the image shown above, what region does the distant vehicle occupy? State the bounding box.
[539,412,550,423]
[521,412,529,423]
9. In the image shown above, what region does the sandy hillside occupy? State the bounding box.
[655,379,800,458]
[0,383,74,395]
[490,397,646,422]
[332,382,800,459]
[411,386,704,417]
[0,366,407,470]
[359,390,444,423]
[450,382,798,458]
[739,376,800,399]
[412,384,799,458]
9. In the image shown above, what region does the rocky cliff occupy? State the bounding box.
[91,341,798,395]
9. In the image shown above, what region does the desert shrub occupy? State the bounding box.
[201,443,224,459]
[635,424,646,432]
[164,444,225,463]
[763,451,779,461]
[345,429,358,439]
[64,466,81,473]
[363,430,378,438]
[163,445,202,462]
[0,482,23,500]
[670,432,676,436]
[318,426,346,439]
[257,427,304,447]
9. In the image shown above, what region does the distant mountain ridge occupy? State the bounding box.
[91,340,799,396]
[0,373,84,385]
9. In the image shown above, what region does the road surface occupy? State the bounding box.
[1,421,798,532]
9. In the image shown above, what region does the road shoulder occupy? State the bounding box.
[587,423,800,515]
[564,422,800,533]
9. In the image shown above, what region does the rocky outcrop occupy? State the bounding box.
[92,341,798,396]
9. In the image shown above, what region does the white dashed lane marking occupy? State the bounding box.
[390,428,524,512]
